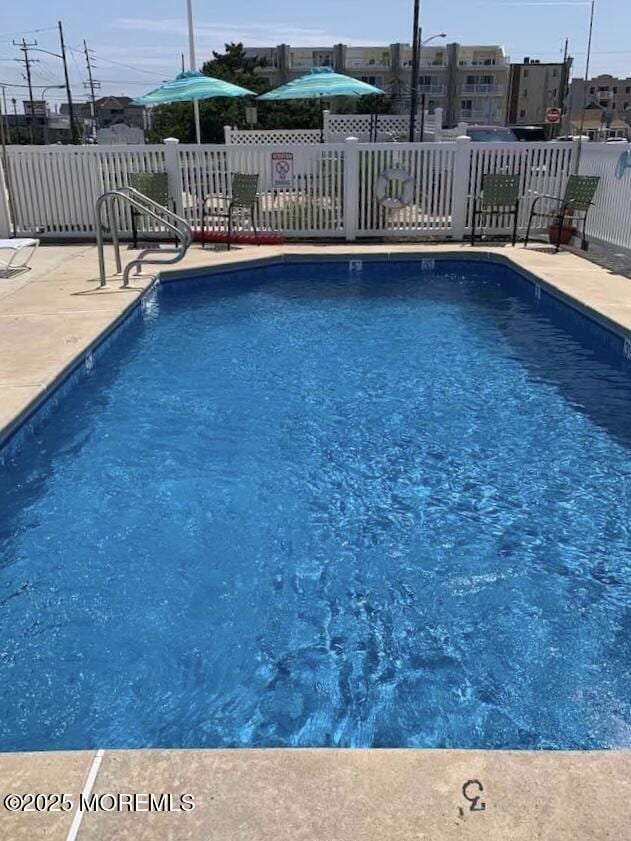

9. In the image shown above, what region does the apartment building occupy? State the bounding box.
[506,57,571,126]
[245,42,510,126]
[565,75,631,139]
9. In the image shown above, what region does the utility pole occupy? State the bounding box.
[408,0,421,141]
[58,21,78,144]
[0,86,10,144]
[557,38,570,138]
[576,0,595,166]
[83,40,100,142]
[13,38,38,143]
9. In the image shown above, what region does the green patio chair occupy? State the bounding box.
[470,173,521,246]
[201,173,259,250]
[128,172,172,249]
[524,174,600,252]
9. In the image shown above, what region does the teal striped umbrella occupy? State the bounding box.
[134,71,255,143]
[257,66,384,101]
[258,66,384,141]
[134,70,256,105]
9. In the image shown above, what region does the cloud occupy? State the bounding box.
[110,17,378,47]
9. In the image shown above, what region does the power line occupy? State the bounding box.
[0,26,57,43]
[67,46,163,77]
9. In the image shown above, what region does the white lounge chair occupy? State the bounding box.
[0,238,39,275]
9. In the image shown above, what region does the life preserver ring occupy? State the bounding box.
[375,168,415,210]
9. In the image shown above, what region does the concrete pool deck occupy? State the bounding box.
[1,241,630,839]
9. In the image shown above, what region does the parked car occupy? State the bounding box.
[466,126,519,142]
[509,125,547,142]
[553,135,590,142]
[605,136,629,143]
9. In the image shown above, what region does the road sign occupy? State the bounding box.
[546,107,561,124]
[271,152,294,189]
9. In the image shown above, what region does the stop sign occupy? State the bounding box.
[546,106,561,124]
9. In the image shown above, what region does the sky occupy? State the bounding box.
[0,0,628,111]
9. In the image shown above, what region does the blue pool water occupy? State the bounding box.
[0,259,630,751]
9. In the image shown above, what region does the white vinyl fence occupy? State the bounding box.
[0,137,580,243]
[577,143,631,252]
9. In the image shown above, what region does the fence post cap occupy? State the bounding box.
[163,137,180,144]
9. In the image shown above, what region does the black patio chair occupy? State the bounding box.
[524,175,600,253]
[201,173,259,250]
[470,173,521,246]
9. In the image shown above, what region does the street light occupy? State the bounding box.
[422,33,447,46]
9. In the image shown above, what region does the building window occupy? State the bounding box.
[626,86,631,94]
[552,68,558,77]
[523,68,528,77]
[589,87,595,94]
[613,86,618,93]
[523,89,528,98]
[520,109,526,118]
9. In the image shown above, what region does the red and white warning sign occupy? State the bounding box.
[546,106,561,124]
[271,152,294,188]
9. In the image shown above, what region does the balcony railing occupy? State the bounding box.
[418,58,447,67]
[346,58,390,69]
[461,83,503,95]
[458,58,508,67]
[418,84,446,95]
[459,109,501,122]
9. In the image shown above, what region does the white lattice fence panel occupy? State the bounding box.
[357,143,456,236]
[325,113,437,142]
[178,143,346,237]
[225,128,322,145]
[578,144,631,250]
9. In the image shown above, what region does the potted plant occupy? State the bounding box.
[548,209,576,246]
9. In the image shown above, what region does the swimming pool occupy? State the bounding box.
[0,258,629,751]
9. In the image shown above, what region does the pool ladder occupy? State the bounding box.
[95,187,193,288]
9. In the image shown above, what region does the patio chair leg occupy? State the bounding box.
[131,208,138,250]
[555,206,567,253]
[227,209,233,252]
[251,209,259,246]
[524,205,535,248]
[512,201,519,247]
[200,201,206,250]
[581,212,588,251]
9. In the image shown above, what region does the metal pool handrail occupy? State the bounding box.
[95,187,193,288]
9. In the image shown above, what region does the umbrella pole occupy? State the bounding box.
[193,100,201,143]
[320,97,325,143]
